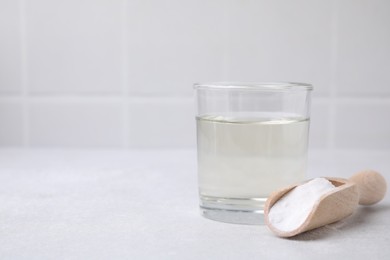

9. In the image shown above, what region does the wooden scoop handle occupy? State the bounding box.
[349,170,387,205]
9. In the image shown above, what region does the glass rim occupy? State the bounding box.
[193,82,313,91]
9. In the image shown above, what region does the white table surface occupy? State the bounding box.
[0,149,389,259]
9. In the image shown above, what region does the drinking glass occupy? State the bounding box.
[194,82,313,224]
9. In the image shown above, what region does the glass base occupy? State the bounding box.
[199,195,266,225]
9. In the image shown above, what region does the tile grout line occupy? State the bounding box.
[1,93,389,103]
[328,0,339,151]
[221,0,231,80]
[0,95,197,102]
[121,0,130,148]
[19,0,30,148]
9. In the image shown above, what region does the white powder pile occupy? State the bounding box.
[268,178,336,232]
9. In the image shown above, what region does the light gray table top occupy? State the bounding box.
[0,149,389,259]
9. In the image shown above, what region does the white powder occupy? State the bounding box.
[268,178,336,232]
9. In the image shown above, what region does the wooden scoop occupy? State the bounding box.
[264,170,387,238]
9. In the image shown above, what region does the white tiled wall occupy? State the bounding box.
[226,0,332,96]
[26,0,123,94]
[127,0,226,96]
[336,0,390,96]
[29,98,124,147]
[127,98,195,148]
[0,99,24,145]
[0,0,389,149]
[0,0,22,94]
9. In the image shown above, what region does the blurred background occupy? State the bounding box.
[0,0,389,149]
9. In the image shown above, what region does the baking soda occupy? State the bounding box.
[268,178,336,232]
